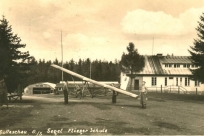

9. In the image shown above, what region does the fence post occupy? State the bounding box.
[196,88,197,95]
[161,85,162,93]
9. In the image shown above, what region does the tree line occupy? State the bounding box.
[26,58,121,86]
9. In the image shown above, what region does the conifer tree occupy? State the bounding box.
[0,16,33,92]
[120,42,145,91]
[189,13,204,83]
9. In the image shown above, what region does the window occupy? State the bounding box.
[165,64,168,67]
[185,77,190,86]
[165,77,167,86]
[169,64,172,67]
[195,80,200,86]
[183,64,190,68]
[169,77,173,79]
[174,64,180,68]
[152,77,157,86]
[180,77,182,85]
[176,77,178,86]
[185,78,187,86]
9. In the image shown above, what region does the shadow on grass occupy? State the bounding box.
[112,103,142,109]
[153,121,181,130]
[66,102,112,110]
[56,101,143,110]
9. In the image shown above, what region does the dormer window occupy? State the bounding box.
[174,64,180,68]
[183,64,190,68]
[164,63,183,68]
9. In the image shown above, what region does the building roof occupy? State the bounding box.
[159,56,192,64]
[43,82,56,89]
[129,55,193,76]
[24,82,56,91]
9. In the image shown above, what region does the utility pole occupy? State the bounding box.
[61,31,63,81]
[152,37,154,56]
[90,60,91,79]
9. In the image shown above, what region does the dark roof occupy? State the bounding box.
[160,56,192,64]
[130,55,193,76]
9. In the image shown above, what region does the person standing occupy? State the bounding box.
[112,90,117,103]
[111,84,117,103]
[63,81,69,105]
[0,77,8,109]
[140,81,148,109]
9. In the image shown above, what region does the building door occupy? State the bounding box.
[134,80,139,90]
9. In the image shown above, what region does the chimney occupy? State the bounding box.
[157,53,163,57]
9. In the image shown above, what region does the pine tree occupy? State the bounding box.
[0,16,33,92]
[120,42,145,91]
[189,13,204,83]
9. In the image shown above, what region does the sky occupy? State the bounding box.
[1,0,204,62]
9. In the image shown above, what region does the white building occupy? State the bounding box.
[123,54,204,94]
[24,82,56,94]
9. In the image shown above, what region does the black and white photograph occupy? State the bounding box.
[0,0,204,135]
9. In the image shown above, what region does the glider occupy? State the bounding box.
[51,64,138,98]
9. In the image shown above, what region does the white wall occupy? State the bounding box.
[141,76,204,93]
[24,83,56,94]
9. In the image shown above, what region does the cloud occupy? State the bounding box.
[1,0,204,61]
[55,32,129,61]
[121,7,204,35]
[43,32,52,39]
[121,9,180,35]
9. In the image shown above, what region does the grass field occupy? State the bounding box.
[0,92,204,135]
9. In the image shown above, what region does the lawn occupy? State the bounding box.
[0,92,204,135]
